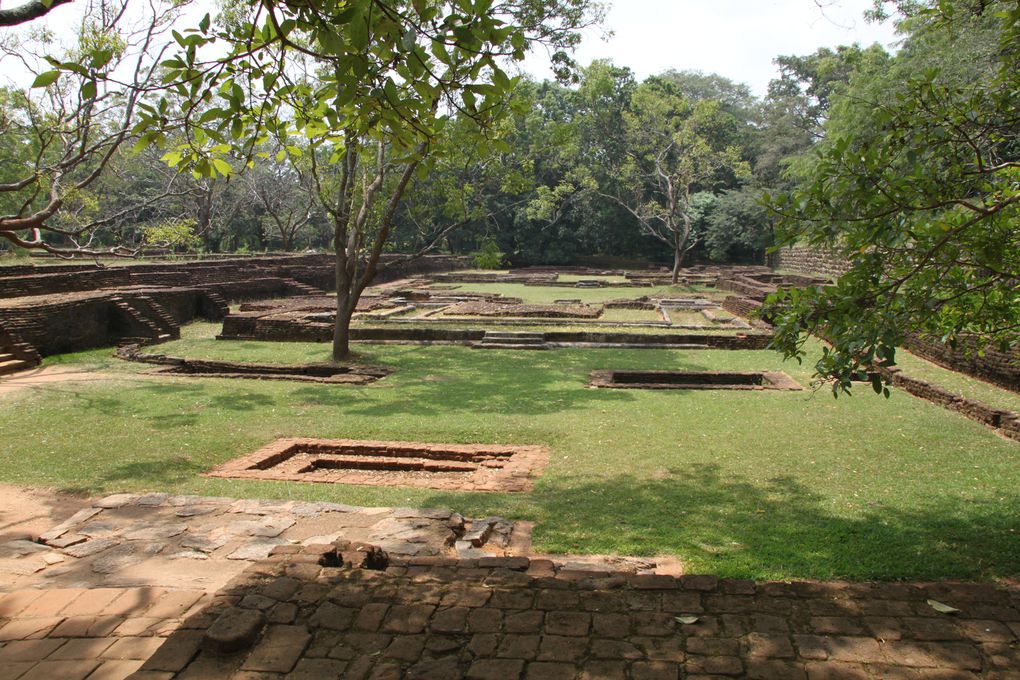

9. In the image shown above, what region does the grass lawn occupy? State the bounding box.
[893,350,1020,413]
[434,282,690,305]
[3,322,1018,582]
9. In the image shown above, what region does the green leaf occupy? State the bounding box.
[32,71,60,88]
[211,158,232,176]
[80,80,97,101]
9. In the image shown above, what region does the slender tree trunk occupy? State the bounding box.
[333,260,353,360]
[671,245,681,284]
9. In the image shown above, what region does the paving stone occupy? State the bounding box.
[287,657,349,679]
[524,661,577,679]
[50,616,124,638]
[467,658,525,680]
[62,537,121,559]
[103,637,167,660]
[505,610,544,634]
[0,661,35,680]
[122,524,188,542]
[544,611,591,637]
[15,659,100,680]
[83,659,145,680]
[39,508,103,543]
[537,635,587,663]
[407,656,464,680]
[202,607,266,654]
[95,494,139,509]
[579,660,627,679]
[92,545,146,574]
[630,661,679,680]
[139,631,203,673]
[179,534,231,553]
[60,589,133,618]
[47,637,115,660]
[226,539,289,561]
[0,617,63,642]
[383,634,425,662]
[381,604,434,634]
[240,624,311,673]
[0,638,66,662]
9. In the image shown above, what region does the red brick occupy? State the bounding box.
[632,612,675,637]
[805,661,870,680]
[534,591,580,611]
[809,616,864,635]
[58,591,125,615]
[630,575,677,590]
[86,659,145,680]
[744,632,795,659]
[686,637,739,657]
[48,637,114,660]
[139,630,203,673]
[579,660,626,680]
[16,589,85,618]
[103,636,166,660]
[498,634,541,660]
[744,659,806,680]
[467,658,525,680]
[505,611,544,634]
[143,591,205,621]
[591,614,629,638]
[862,616,904,641]
[630,660,679,680]
[490,591,535,610]
[681,576,719,592]
[49,617,123,638]
[537,635,587,663]
[0,591,45,618]
[544,612,590,637]
[792,634,828,660]
[467,633,499,658]
[525,661,576,679]
[632,636,684,662]
[468,608,503,633]
[0,638,66,662]
[355,603,389,631]
[685,654,743,676]
[901,617,964,641]
[824,636,885,664]
[240,624,312,673]
[16,659,100,680]
[589,639,642,660]
[659,591,703,614]
[0,618,63,642]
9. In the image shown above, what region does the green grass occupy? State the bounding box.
[437,282,690,305]
[599,308,666,323]
[4,322,1018,581]
[557,274,631,284]
[893,350,1020,413]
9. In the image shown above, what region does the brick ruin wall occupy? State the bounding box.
[903,334,1019,393]
[0,254,470,357]
[0,253,470,299]
[768,244,852,279]
[767,246,1018,395]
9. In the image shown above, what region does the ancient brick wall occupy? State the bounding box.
[768,245,852,278]
[903,334,1019,392]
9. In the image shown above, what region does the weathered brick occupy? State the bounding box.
[632,612,675,637]
[47,637,114,660]
[537,635,587,663]
[466,658,525,680]
[498,634,541,660]
[685,654,743,676]
[0,638,66,662]
[355,603,390,631]
[406,656,463,680]
[431,607,470,633]
[744,659,806,680]
[384,634,425,662]
[85,659,145,680]
[744,632,795,659]
[15,659,100,680]
[524,660,576,680]
[0,617,63,642]
[240,624,311,673]
[631,636,684,662]
[139,630,203,673]
[591,614,629,638]
[467,633,500,658]
[630,660,679,680]
[804,661,870,680]
[287,657,350,680]
[505,610,544,634]
[544,612,590,637]
[468,608,503,633]
[579,660,627,680]
[588,639,642,660]
[659,590,703,614]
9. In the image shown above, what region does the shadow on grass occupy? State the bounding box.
[422,463,1020,581]
[59,456,206,495]
[285,348,723,418]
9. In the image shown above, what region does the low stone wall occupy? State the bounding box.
[904,334,1019,393]
[768,244,851,278]
[0,253,471,300]
[880,366,1020,442]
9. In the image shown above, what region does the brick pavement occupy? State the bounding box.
[129,542,1020,680]
[0,586,208,680]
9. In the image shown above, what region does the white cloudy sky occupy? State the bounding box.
[522,0,902,95]
[10,0,902,97]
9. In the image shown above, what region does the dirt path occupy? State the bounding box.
[0,366,122,397]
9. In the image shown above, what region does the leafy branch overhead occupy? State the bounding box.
[762,0,1019,393]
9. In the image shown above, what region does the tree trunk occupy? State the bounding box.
[332,252,352,360]
[671,246,681,284]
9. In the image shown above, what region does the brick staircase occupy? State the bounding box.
[110,297,171,344]
[281,278,326,296]
[473,331,547,350]
[0,324,41,377]
[131,295,181,340]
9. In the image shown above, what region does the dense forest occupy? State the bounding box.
[0,1,889,269]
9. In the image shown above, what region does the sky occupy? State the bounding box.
[522,0,902,96]
[6,0,902,98]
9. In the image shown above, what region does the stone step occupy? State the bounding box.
[0,353,14,363]
[482,331,545,340]
[473,342,548,350]
[0,358,31,375]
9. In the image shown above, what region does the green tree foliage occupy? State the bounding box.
[133,0,603,358]
[764,0,1019,393]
